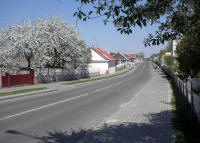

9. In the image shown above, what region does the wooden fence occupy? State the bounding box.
[161,65,200,123]
[2,74,34,88]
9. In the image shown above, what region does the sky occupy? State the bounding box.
[0,0,166,57]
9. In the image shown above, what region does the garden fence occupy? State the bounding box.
[161,65,200,123]
[34,68,100,83]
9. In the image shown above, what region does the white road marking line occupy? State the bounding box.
[113,81,124,86]
[0,93,89,121]
[94,85,112,93]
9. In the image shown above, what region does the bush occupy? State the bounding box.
[164,56,174,67]
[176,26,200,78]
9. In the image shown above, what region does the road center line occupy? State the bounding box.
[94,85,112,93]
[0,93,89,121]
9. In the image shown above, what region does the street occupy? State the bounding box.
[0,61,173,143]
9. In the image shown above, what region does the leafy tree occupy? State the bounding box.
[164,56,174,67]
[150,53,156,60]
[74,0,200,46]
[157,41,172,62]
[176,25,200,77]
[77,40,91,67]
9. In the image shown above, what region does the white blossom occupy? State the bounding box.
[0,16,91,70]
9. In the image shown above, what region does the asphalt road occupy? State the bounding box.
[0,61,154,143]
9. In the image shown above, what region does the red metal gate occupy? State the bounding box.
[2,74,34,88]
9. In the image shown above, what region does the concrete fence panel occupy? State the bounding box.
[34,68,90,83]
[158,63,200,123]
[0,70,2,88]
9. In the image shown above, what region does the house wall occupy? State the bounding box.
[88,62,108,75]
[88,49,109,75]
[108,61,116,74]
[90,49,107,61]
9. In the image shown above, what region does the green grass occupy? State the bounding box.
[116,66,127,71]
[64,67,134,85]
[166,73,200,143]
[0,87,48,97]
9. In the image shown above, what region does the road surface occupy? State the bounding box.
[0,61,173,143]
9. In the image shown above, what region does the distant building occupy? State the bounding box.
[165,52,172,56]
[110,52,129,69]
[123,54,137,66]
[110,53,128,65]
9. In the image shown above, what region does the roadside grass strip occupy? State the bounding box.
[65,67,134,85]
[166,75,200,143]
[0,87,48,97]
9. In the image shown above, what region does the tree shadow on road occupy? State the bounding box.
[6,111,173,143]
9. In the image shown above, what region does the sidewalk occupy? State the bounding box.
[0,64,139,99]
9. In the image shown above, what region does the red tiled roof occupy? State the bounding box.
[128,54,136,58]
[123,54,129,58]
[91,47,116,61]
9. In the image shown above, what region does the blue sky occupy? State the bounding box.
[0,0,166,57]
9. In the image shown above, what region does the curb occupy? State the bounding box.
[74,68,135,87]
[0,89,57,101]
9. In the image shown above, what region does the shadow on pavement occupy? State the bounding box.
[6,110,173,143]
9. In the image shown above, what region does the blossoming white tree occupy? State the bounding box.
[0,18,44,70]
[0,16,91,70]
[39,16,86,68]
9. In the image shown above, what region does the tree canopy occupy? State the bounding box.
[74,0,200,77]
[74,0,200,46]
[176,25,200,77]
[0,16,91,70]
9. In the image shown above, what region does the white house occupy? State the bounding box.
[88,47,116,75]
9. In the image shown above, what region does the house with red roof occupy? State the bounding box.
[88,47,116,75]
[124,54,136,63]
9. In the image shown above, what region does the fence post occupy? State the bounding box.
[186,80,188,100]
[0,70,2,88]
[182,81,184,95]
[191,80,194,113]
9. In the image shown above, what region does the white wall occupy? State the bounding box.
[88,62,108,75]
[173,40,179,57]
[116,63,125,69]
[108,61,116,74]
[88,49,116,75]
[90,49,107,61]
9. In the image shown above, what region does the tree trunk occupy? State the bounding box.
[27,59,31,70]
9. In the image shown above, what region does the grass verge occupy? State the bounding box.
[65,67,134,85]
[116,66,127,72]
[0,87,48,97]
[166,74,200,143]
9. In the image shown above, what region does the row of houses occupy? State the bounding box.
[88,47,139,75]
[0,46,141,88]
